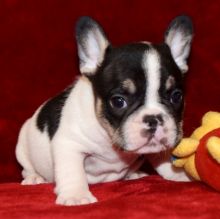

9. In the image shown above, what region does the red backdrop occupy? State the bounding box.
[1,0,220,183]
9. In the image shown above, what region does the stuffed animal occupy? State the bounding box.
[172,111,220,191]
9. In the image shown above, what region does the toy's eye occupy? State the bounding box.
[110,95,127,109]
[170,89,183,105]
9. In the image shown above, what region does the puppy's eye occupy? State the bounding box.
[110,95,127,109]
[170,89,183,105]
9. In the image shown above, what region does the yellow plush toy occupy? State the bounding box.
[172,111,220,191]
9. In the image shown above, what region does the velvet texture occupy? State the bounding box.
[1,0,220,218]
[1,176,220,219]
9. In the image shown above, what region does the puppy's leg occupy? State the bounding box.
[53,138,97,206]
[147,151,191,182]
[15,120,46,185]
[125,156,148,180]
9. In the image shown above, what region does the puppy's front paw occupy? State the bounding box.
[164,172,192,182]
[21,174,46,185]
[125,171,148,180]
[56,190,97,206]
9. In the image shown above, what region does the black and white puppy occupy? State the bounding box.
[16,16,193,206]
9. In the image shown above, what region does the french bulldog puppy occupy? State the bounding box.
[16,15,193,206]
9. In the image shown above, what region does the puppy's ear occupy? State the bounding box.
[165,16,193,73]
[76,16,110,75]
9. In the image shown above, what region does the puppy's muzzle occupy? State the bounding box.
[142,114,164,133]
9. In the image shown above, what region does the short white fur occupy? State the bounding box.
[144,49,160,107]
[16,77,145,206]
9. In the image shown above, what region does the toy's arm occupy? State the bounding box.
[172,138,200,181]
[172,138,199,157]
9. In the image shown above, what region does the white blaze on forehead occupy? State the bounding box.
[142,49,161,107]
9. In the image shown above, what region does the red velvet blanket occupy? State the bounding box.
[1,176,220,219]
[1,0,220,218]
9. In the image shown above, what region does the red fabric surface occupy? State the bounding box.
[1,0,220,218]
[196,128,220,192]
[1,176,220,219]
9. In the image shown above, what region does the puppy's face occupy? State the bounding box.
[76,16,193,154]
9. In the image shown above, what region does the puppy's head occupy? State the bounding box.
[76,16,193,154]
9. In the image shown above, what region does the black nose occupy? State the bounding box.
[143,115,163,133]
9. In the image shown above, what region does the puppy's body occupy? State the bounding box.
[17,77,142,185]
[16,16,193,205]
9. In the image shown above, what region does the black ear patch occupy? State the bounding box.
[165,15,193,38]
[75,16,107,44]
[36,86,73,139]
[75,16,110,75]
[164,15,193,73]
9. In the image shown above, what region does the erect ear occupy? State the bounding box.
[165,15,193,73]
[75,16,110,75]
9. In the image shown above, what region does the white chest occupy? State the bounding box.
[55,78,143,184]
[84,145,141,184]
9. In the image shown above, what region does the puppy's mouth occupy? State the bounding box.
[120,125,180,154]
[125,136,171,154]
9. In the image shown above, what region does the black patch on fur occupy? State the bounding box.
[36,86,73,139]
[89,43,149,128]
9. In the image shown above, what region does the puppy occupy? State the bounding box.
[16,16,193,206]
